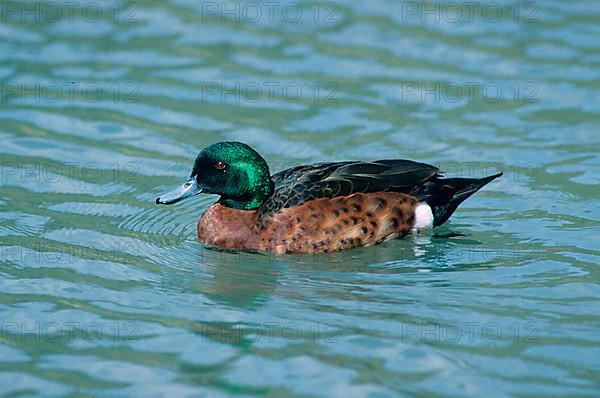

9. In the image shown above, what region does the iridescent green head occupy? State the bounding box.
[156,141,273,210]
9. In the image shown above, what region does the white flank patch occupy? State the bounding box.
[412,202,434,232]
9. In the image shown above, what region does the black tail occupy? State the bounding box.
[415,172,502,227]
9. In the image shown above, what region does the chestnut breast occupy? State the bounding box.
[197,204,259,250]
[198,192,418,254]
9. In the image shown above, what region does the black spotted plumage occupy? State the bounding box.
[259,159,501,226]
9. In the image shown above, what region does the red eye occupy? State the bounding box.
[215,161,226,170]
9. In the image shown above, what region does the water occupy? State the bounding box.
[1,0,599,396]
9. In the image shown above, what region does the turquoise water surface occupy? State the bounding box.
[1,0,599,396]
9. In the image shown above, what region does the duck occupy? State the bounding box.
[156,141,501,254]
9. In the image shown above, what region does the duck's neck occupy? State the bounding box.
[219,178,274,210]
[220,196,265,210]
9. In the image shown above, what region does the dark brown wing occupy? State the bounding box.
[259,159,439,217]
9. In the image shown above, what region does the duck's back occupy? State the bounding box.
[260,159,439,217]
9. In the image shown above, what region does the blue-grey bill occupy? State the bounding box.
[156,178,202,205]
